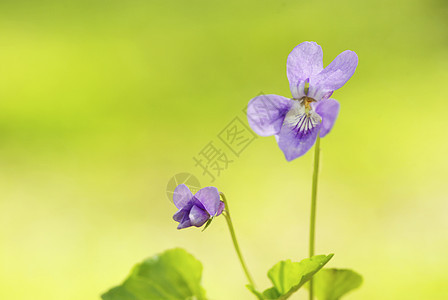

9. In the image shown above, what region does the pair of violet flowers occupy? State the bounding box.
[173,41,358,229]
[104,41,362,300]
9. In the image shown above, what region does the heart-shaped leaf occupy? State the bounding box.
[246,284,265,300]
[102,248,206,300]
[267,254,333,299]
[311,268,363,300]
[247,254,333,300]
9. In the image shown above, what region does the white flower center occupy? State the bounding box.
[284,100,321,138]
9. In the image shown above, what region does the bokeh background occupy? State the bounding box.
[1,0,447,299]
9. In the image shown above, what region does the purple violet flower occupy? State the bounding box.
[247,41,358,161]
[172,184,225,230]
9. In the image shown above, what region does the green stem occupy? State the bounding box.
[220,192,256,288]
[309,134,321,300]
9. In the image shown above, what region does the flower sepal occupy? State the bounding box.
[201,216,214,232]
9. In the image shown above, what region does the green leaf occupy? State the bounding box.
[262,287,281,299]
[312,268,363,300]
[263,254,333,300]
[101,248,207,300]
[101,286,137,300]
[246,284,265,300]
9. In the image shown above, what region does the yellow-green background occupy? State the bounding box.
[0,0,447,299]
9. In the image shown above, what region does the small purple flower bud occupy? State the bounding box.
[172,184,225,230]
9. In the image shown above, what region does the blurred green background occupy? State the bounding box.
[0,0,447,299]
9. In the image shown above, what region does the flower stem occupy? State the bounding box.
[220,192,256,288]
[309,134,321,300]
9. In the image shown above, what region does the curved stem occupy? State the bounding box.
[220,192,256,288]
[309,134,321,300]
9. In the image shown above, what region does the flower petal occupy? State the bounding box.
[277,101,321,161]
[194,186,221,216]
[177,205,193,229]
[173,202,193,222]
[308,50,358,100]
[189,205,210,227]
[173,184,193,209]
[287,42,323,98]
[177,219,192,229]
[313,98,340,138]
[173,209,185,222]
[247,94,293,136]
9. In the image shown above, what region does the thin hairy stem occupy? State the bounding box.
[309,135,321,300]
[220,192,256,288]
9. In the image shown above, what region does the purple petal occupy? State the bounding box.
[277,102,321,161]
[287,42,323,98]
[247,94,293,136]
[194,186,221,216]
[177,219,192,229]
[177,205,193,229]
[189,205,210,227]
[173,184,193,209]
[173,209,186,222]
[308,50,358,100]
[313,98,340,138]
[173,202,193,222]
[191,197,205,211]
